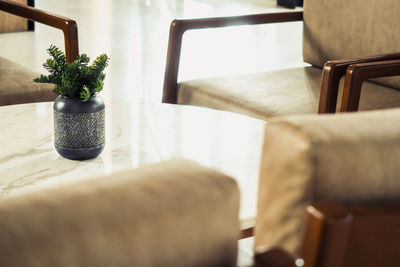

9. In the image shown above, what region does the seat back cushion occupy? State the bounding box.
[303,0,400,89]
[0,159,240,267]
[254,108,400,255]
[0,0,28,33]
[0,57,56,106]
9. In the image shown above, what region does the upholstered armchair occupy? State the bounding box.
[0,0,78,106]
[0,159,242,267]
[163,0,400,120]
[254,107,400,266]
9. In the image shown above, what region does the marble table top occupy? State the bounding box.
[0,101,266,226]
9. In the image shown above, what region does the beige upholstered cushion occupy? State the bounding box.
[0,159,240,267]
[303,0,400,89]
[0,0,28,33]
[178,66,400,120]
[0,56,56,106]
[254,108,400,255]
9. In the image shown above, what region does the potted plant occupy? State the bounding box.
[34,45,110,160]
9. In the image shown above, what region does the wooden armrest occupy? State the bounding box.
[302,202,400,266]
[339,59,400,111]
[0,0,78,62]
[253,202,352,267]
[253,248,297,267]
[254,202,400,267]
[162,11,303,104]
[252,202,353,267]
[300,202,353,267]
[318,53,400,113]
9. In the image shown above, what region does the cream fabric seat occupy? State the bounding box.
[0,158,239,267]
[255,108,400,256]
[0,56,56,106]
[179,67,400,120]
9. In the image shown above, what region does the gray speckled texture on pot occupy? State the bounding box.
[54,109,105,150]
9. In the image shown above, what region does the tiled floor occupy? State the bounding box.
[1,0,304,266]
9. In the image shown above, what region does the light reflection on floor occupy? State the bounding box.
[0,0,303,104]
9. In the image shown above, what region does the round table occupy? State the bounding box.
[0,101,266,236]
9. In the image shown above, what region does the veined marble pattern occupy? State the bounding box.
[0,101,265,222]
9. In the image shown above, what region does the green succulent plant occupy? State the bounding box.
[34,45,110,102]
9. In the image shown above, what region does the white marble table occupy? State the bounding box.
[0,101,266,234]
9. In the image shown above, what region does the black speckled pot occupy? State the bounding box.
[53,95,105,160]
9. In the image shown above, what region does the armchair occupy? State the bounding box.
[163,0,400,120]
[0,0,78,106]
[0,159,240,267]
[254,107,400,265]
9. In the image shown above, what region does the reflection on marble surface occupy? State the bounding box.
[0,101,265,221]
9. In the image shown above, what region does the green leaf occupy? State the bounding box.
[33,74,50,83]
[89,54,109,80]
[47,45,66,67]
[77,54,90,65]
[80,85,91,102]
[94,79,104,93]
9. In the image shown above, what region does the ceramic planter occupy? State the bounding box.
[53,95,105,160]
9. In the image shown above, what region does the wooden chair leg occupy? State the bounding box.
[300,203,353,267]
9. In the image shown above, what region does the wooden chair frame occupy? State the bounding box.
[321,54,400,113]
[0,0,79,62]
[162,11,400,113]
[340,59,400,111]
[254,202,400,267]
